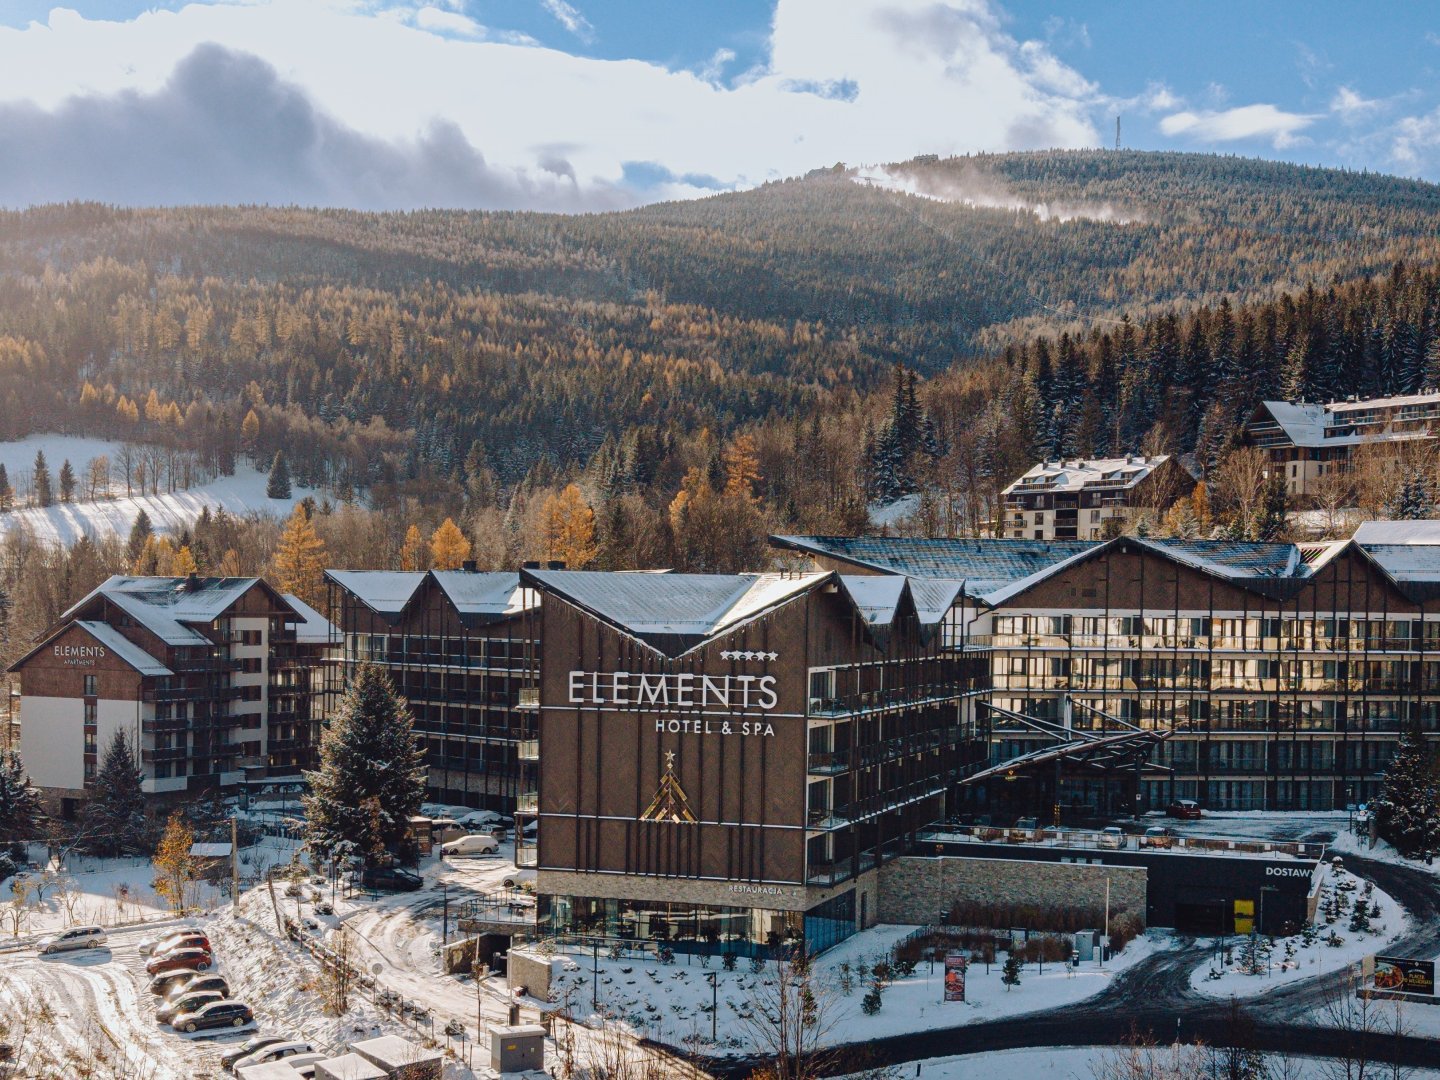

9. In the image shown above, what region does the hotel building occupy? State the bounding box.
[1002,455,1194,540]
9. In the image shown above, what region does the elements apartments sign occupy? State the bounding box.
[53,644,106,667]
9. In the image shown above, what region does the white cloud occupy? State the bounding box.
[1391,106,1440,169]
[539,0,593,42]
[0,0,1107,209]
[1330,85,1383,123]
[1159,103,1320,150]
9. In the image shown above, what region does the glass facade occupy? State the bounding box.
[536,891,857,958]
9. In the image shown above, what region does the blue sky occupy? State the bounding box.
[0,0,1438,209]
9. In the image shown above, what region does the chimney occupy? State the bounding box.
[461,559,477,573]
[547,560,567,571]
[185,573,200,593]
[522,560,541,570]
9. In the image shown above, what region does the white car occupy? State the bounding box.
[38,925,107,954]
[232,1040,314,1071]
[503,868,537,890]
[458,809,502,828]
[243,1052,328,1079]
[1097,827,1127,850]
[439,834,500,857]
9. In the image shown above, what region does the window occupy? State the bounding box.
[83,701,96,726]
[83,675,97,697]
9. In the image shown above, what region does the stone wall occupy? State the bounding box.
[507,948,554,1000]
[878,856,1147,928]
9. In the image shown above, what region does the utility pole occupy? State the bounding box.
[442,884,449,947]
[707,971,717,1042]
[230,816,239,913]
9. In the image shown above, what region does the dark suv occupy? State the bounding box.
[359,866,422,892]
[171,1000,253,1033]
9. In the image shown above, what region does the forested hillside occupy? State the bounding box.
[0,149,1438,645]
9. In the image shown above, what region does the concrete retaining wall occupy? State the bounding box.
[878,856,1147,927]
[507,947,554,1000]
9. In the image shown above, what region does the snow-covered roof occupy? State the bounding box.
[838,575,907,626]
[907,577,967,624]
[62,576,274,646]
[1328,391,1440,413]
[523,569,829,657]
[74,621,173,676]
[189,842,232,858]
[1253,401,1327,446]
[430,571,535,620]
[1352,520,1440,545]
[324,571,426,615]
[1002,455,1171,496]
[1253,395,1440,448]
[282,593,336,644]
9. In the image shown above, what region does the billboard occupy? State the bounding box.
[944,951,967,1002]
[1372,956,1436,996]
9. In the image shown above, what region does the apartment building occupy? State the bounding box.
[1002,455,1194,540]
[520,568,985,957]
[7,576,333,817]
[325,567,540,812]
[1245,392,1440,497]
[774,523,1440,813]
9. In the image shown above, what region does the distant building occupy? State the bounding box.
[1001,455,1194,540]
[324,567,540,813]
[7,576,334,818]
[1245,392,1440,497]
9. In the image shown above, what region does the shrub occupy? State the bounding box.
[861,987,882,1015]
[722,952,737,972]
[1001,953,1022,990]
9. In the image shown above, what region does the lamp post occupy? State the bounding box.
[707,971,717,1042]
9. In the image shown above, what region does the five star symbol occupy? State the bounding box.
[719,650,779,661]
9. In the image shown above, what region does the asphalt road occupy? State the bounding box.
[706,851,1440,1079]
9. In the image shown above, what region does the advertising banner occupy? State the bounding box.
[944,951,967,1002]
[1372,956,1436,996]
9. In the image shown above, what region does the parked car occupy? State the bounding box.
[221,1035,288,1071]
[1166,799,1203,820]
[163,973,230,1002]
[458,810,502,828]
[138,929,204,956]
[145,947,212,976]
[1097,826,1127,850]
[1013,816,1039,830]
[37,925,107,954]
[156,989,225,1026]
[149,969,212,996]
[171,999,253,1034]
[231,1040,314,1071]
[151,936,212,961]
[503,868,537,890]
[1141,826,1175,849]
[439,834,500,857]
[358,866,423,892]
[266,1052,327,1077]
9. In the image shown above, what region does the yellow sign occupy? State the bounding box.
[1233,898,1255,935]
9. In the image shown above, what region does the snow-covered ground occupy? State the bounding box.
[0,434,320,545]
[1190,864,1406,999]
[537,923,1173,1056]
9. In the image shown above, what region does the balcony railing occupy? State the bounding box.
[515,792,538,815]
[808,684,964,718]
[517,740,539,762]
[806,750,850,775]
[514,846,538,868]
[517,687,540,709]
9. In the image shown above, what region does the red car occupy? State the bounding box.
[145,948,213,976]
[1166,800,1203,820]
[151,935,211,961]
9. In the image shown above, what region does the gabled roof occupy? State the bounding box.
[7,619,173,676]
[1352,520,1440,545]
[522,569,831,658]
[1251,401,1327,446]
[61,576,281,647]
[770,535,1094,598]
[282,594,336,645]
[1001,455,1172,496]
[324,571,427,618]
[429,571,535,624]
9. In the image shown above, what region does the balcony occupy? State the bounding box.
[514,846,538,868]
[515,792,538,815]
[517,740,539,762]
[806,750,850,775]
[517,687,540,710]
[807,683,964,718]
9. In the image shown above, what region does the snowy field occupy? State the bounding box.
[537,923,1172,1056]
[1190,863,1406,999]
[0,434,320,545]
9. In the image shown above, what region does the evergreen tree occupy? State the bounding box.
[1249,471,1289,541]
[83,730,146,856]
[0,751,43,843]
[126,509,153,564]
[1388,468,1433,521]
[302,664,427,864]
[1373,724,1440,858]
[273,504,327,609]
[1001,952,1023,991]
[32,449,52,508]
[266,450,292,499]
[58,459,76,503]
[0,463,13,511]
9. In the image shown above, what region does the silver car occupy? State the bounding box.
[38,925,107,954]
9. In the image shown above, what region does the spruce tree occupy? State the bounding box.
[32,450,52,508]
[84,730,147,856]
[266,450,292,499]
[1373,724,1440,858]
[58,459,76,503]
[0,751,43,843]
[0,463,12,511]
[127,509,153,564]
[303,664,426,865]
[1388,469,1433,521]
[1002,952,1023,991]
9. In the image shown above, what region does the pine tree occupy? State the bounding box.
[32,450,52,508]
[83,730,146,857]
[302,664,427,864]
[273,504,327,610]
[0,751,42,843]
[399,524,427,571]
[266,450,292,499]
[429,517,472,570]
[0,464,11,511]
[1388,468,1433,521]
[152,811,197,912]
[1249,471,1289,541]
[1373,723,1440,858]
[1002,952,1023,991]
[126,509,153,564]
[58,459,76,503]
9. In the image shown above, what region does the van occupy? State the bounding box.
[439,834,501,857]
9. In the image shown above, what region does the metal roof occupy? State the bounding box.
[324,571,426,616]
[62,576,271,646]
[522,569,829,657]
[429,571,535,620]
[74,621,174,676]
[281,593,336,644]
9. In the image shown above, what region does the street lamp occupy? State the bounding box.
[707,971,717,1042]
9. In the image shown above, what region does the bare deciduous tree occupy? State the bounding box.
[733,948,841,1080]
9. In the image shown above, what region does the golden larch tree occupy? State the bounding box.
[430,518,471,570]
[152,812,197,913]
[541,484,598,568]
[399,524,427,571]
[723,433,763,501]
[171,545,198,576]
[273,504,328,609]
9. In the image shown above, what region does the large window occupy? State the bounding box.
[537,895,823,957]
